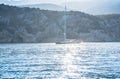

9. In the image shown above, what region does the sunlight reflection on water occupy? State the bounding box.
[0,43,120,79]
[60,45,80,78]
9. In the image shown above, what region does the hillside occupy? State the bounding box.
[97,14,120,41]
[0,4,120,43]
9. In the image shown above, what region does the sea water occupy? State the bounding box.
[0,43,120,79]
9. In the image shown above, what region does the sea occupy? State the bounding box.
[0,43,120,79]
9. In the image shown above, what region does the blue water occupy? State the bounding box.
[0,43,120,79]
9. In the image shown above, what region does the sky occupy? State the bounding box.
[0,0,120,14]
[0,0,97,5]
[1,0,120,5]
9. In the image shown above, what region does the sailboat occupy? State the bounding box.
[56,6,77,44]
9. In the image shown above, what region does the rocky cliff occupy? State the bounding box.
[0,4,120,42]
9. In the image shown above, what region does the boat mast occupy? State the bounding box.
[64,6,67,41]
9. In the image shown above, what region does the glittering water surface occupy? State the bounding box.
[0,43,120,79]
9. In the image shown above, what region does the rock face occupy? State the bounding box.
[0,4,120,43]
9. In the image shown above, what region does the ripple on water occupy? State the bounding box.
[0,43,120,79]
